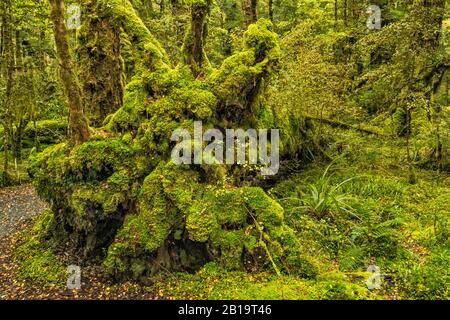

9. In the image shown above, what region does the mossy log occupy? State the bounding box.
[302,114,386,136]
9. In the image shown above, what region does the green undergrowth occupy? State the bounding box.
[270,130,449,300]
[0,150,33,187]
[149,263,379,300]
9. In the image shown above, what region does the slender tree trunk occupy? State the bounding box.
[1,1,14,178]
[242,0,257,26]
[48,0,90,144]
[12,30,26,162]
[268,0,273,22]
[343,0,347,26]
[183,0,211,77]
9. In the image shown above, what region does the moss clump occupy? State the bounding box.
[97,0,171,72]
[23,118,68,147]
[29,139,148,257]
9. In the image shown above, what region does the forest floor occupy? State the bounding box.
[0,185,46,238]
[0,185,157,300]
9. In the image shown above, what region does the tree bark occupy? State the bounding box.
[49,0,90,144]
[183,0,212,77]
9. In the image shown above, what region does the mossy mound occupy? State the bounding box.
[104,161,318,279]
[0,118,67,150]
[15,209,66,286]
[29,17,315,279]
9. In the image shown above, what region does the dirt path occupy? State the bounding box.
[0,185,47,238]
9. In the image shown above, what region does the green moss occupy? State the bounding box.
[105,77,147,132]
[77,0,125,126]
[396,248,450,300]
[28,138,149,257]
[104,161,317,277]
[15,210,66,286]
[16,240,66,286]
[306,279,375,300]
[23,118,68,147]
[97,0,170,71]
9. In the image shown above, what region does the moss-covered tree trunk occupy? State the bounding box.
[31,0,314,280]
[415,0,445,49]
[416,0,446,168]
[268,0,273,22]
[77,0,125,127]
[49,0,90,145]
[1,0,14,178]
[242,0,258,26]
[182,0,212,77]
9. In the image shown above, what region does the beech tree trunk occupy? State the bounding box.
[1,0,13,177]
[49,0,90,144]
[77,0,125,126]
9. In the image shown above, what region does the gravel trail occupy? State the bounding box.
[0,185,47,238]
